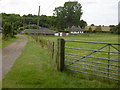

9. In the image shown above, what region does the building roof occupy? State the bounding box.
[24,28,56,34]
[69,26,82,32]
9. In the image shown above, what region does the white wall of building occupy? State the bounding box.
[70,31,84,34]
[55,33,59,36]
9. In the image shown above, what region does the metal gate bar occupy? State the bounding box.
[65,64,120,76]
[65,53,119,62]
[65,61,119,71]
[65,57,119,67]
[67,68,120,81]
[64,40,120,81]
[65,47,119,54]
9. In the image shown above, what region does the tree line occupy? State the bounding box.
[1,1,120,40]
[1,1,88,38]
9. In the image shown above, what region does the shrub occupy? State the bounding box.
[88,27,92,31]
[3,22,14,40]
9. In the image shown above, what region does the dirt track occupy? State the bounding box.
[1,35,27,79]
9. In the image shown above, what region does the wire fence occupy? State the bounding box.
[29,36,120,82]
[31,35,55,59]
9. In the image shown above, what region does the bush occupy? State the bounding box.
[110,24,120,34]
[3,22,14,40]
[88,27,92,31]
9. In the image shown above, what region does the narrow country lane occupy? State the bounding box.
[0,35,27,79]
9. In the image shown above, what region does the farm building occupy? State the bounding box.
[55,32,69,36]
[23,28,56,35]
[69,26,84,34]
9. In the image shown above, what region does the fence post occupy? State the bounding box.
[108,44,110,77]
[52,42,54,59]
[57,38,65,72]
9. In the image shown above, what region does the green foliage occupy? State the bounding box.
[3,22,14,40]
[110,24,120,34]
[118,23,120,34]
[79,20,87,29]
[2,6,87,32]
[88,27,92,31]
[53,1,87,30]
[2,13,22,30]
[91,24,95,26]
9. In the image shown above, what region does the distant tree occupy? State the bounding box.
[110,23,120,34]
[118,23,120,34]
[88,27,92,31]
[109,25,115,27]
[91,24,95,26]
[53,1,83,30]
[79,20,87,29]
[2,13,22,30]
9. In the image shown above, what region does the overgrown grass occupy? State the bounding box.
[2,35,118,88]
[2,36,19,48]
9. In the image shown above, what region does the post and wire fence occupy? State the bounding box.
[31,35,55,59]
[56,38,120,82]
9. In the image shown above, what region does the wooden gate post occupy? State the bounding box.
[57,38,65,72]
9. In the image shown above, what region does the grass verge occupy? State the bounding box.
[2,35,118,88]
[2,36,19,48]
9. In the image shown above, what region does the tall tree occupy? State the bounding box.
[53,1,83,29]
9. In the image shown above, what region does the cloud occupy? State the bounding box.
[82,1,97,5]
[0,0,119,25]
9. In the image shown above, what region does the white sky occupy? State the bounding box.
[0,0,119,26]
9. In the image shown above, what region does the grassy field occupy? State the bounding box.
[85,26,110,31]
[2,33,119,88]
